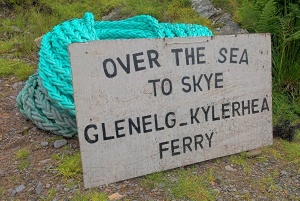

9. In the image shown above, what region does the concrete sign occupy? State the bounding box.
[69,34,272,188]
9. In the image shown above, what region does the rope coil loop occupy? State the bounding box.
[17,12,213,137]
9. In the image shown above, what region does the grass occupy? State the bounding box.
[229,152,252,174]
[71,190,107,201]
[15,149,30,159]
[0,58,35,80]
[141,171,168,189]
[0,0,212,81]
[52,152,82,179]
[0,186,4,199]
[15,149,30,170]
[170,168,218,201]
[1,0,299,199]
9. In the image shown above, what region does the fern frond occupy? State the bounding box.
[256,0,280,33]
[239,0,261,32]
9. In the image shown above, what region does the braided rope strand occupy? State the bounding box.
[17,12,213,137]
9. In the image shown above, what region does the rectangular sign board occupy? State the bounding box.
[69,34,272,188]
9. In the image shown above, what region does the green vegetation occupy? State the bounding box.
[142,167,218,200]
[229,152,252,173]
[142,171,168,189]
[15,149,30,159]
[212,0,300,138]
[15,149,30,170]
[0,186,4,199]
[170,168,217,201]
[70,190,107,201]
[0,58,34,80]
[52,152,82,179]
[1,0,299,199]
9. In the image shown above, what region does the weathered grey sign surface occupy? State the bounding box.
[69,34,272,188]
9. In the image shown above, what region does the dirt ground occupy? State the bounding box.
[0,76,299,200]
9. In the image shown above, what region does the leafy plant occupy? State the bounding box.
[15,149,30,159]
[53,152,82,179]
[71,190,107,201]
[170,168,218,201]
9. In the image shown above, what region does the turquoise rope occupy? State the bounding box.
[17,12,213,137]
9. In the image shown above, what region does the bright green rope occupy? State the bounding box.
[17,12,213,137]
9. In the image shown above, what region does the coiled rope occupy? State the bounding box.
[17,12,213,137]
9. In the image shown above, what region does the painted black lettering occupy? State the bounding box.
[148,79,160,97]
[205,132,214,147]
[196,47,205,64]
[183,137,192,153]
[103,58,117,78]
[84,124,98,144]
[218,48,227,63]
[171,48,183,66]
[142,115,152,133]
[251,99,259,114]
[159,141,169,159]
[132,52,146,71]
[212,106,220,121]
[201,106,210,122]
[222,103,230,119]
[154,114,164,131]
[261,98,270,112]
[194,134,203,150]
[239,49,248,64]
[147,50,161,68]
[171,139,180,156]
[115,119,125,138]
[232,101,241,117]
[182,76,191,93]
[116,55,130,74]
[215,73,223,88]
[102,123,114,140]
[190,108,200,124]
[129,117,141,135]
[204,73,213,90]
[230,48,239,63]
[185,48,195,65]
[165,112,176,128]
[193,75,203,92]
[161,78,172,95]
[242,100,251,115]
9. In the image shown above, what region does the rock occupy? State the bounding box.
[191,0,249,35]
[280,170,288,176]
[10,25,21,32]
[34,36,43,48]
[11,190,17,197]
[28,187,34,192]
[245,148,262,158]
[40,158,51,164]
[191,0,221,19]
[157,182,165,188]
[108,192,125,200]
[15,184,25,193]
[127,190,134,195]
[64,187,69,192]
[218,21,246,35]
[225,165,236,171]
[12,81,25,90]
[35,182,43,194]
[170,177,178,183]
[0,169,5,177]
[102,8,122,21]
[54,139,67,148]
[7,188,14,195]
[40,141,49,147]
[46,183,51,188]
